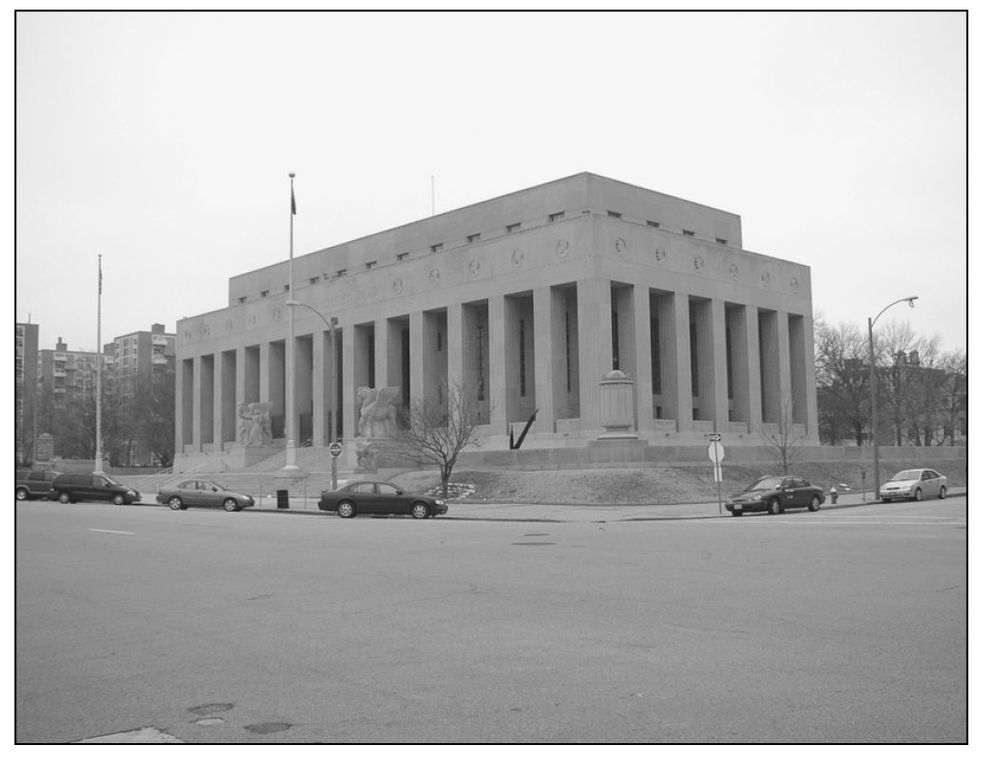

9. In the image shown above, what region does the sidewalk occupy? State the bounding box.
[246,489,963,523]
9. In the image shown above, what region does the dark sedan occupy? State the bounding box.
[318,481,447,519]
[156,479,255,512]
[727,475,824,517]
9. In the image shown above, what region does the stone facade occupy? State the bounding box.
[174,173,818,469]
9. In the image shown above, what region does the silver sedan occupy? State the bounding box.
[156,479,255,512]
[880,468,948,502]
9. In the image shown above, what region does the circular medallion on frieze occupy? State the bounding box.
[429,267,440,285]
[393,278,403,295]
[248,314,256,327]
[468,259,481,278]
[556,238,570,257]
[203,324,211,336]
[694,255,705,272]
[511,249,525,268]
[790,275,800,293]
[273,308,281,321]
[615,237,627,255]
[760,271,772,288]
[655,246,667,265]
[728,262,739,281]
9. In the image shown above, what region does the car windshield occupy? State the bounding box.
[104,476,121,486]
[891,470,923,481]
[745,477,781,491]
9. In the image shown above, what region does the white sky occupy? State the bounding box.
[12,8,970,355]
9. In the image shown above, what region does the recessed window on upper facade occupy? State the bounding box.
[607,210,622,218]
[431,243,443,253]
[284,285,290,291]
[238,297,247,304]
[716,238,728,245]
[647,220,660,228]
[549,212,564,223]
[683,229,695,237]
[260,290,269,297]
[335,269,348,278]
[310,277,320,284]
[365,261,376,270]
[467,233,480,244]
[506,222,521,233]
[396,252,409,261]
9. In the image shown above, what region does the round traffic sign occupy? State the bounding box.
[329,441,343,458]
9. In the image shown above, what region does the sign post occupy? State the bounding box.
[707,434,725,515]
[329,441,343,490]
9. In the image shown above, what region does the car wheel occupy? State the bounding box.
[112,494,125,506]
[809,495,821,512]
[411,502,429,519]
[938,485,947,499]
[913,488,923,502]
[882,498,891,503]
[768,498,781,515]
[16,488,29,501]
[730,509,742,517]
[58,492,71,504]
[223,498,239,512]
[168,496,184,511]
[337,501,356,519]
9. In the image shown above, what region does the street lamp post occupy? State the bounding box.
[285,172,299,471]
[868,295,918,500]
[286,299,340,448]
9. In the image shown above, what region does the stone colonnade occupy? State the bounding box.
[177,277,816,452]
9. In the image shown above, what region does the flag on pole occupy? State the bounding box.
[291,186,297,216]
[98,258,103,294]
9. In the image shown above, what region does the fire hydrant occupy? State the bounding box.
[829,486,839,504]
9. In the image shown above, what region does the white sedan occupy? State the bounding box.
[880,468,948,502]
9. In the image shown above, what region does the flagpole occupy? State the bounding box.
[94,254,104,475]
[284,172,299,471]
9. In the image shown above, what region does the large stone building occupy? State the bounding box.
[174,173,818,470]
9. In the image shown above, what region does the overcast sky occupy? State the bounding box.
[13,9,969,355]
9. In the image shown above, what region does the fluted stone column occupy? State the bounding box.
[341,324,357,441]
[487,294,508,436]
[446,302,464,392]
[211,352,223,448]
[312,330,326,447]
[409,311,425,407]
[710,299,730,430]
[533,286,556,434]
[632,284,654,430]
[745,307,763,431]
[191,355,202,451]
[577,278,612,432]
[672,291,693,431]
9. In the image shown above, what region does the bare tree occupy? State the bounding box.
[394,384,487,498]
[761,390,806,473]
[815,321,870,445]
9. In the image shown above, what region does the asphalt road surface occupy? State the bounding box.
[15,497,966,744]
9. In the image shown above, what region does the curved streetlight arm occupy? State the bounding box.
[871,295,919,328]
[286,300,338,332]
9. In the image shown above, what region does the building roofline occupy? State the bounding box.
[233,172,741,280]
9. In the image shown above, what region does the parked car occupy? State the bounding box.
[880,469,948,502]
[48,473,141,505]
[15,470,60,501]
[318,480,448,519]
[727,475,824,517]
[156,479,255,512]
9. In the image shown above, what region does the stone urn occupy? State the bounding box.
[598,369,638,439]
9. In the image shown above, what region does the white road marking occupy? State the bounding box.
[88,528,135,535]
[71,726,184,743]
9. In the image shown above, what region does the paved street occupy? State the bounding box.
[15,497,966,744]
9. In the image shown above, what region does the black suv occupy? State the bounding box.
[15,470,60,501]
[48,473,142,505]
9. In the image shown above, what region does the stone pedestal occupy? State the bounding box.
[598,369,638,439]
